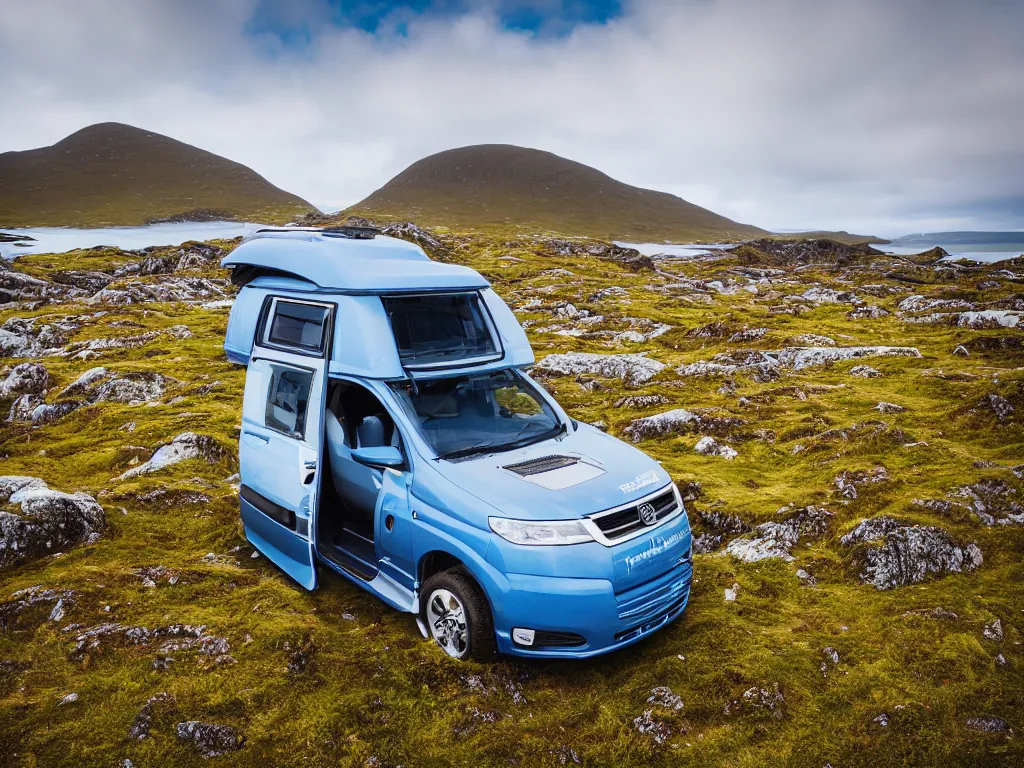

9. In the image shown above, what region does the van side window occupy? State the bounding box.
[265,365,313,438]
[265,301,330,354]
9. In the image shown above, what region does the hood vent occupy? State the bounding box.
[503,455,580,477]
[502,454,606,490]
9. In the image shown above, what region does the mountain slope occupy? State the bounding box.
[346,144,766,242]
[0,122,316,228]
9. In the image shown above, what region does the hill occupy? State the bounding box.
[0,122,316,228]
[345,144,766,242]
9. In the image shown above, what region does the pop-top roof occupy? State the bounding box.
[221,228,489,293]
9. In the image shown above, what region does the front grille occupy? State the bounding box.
[616,559,692,623]
[614,594,689,643]
[590,489,677,541]
[515,630,587,649]
[503,455,579,477]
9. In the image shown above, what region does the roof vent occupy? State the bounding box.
[503,455,580,477]
[322,225,380,240]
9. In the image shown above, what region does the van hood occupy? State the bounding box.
[438,423,673,521]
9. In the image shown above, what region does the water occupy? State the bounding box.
[874,232,1024,263]
[0,221,267,259]
[615,241,732,258]
[618,235,1024,263]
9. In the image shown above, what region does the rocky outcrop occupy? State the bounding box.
[0,477,105,569]
[725,506,833,563]
[128,692,176,740]
[87,277,230,305]
[62,368,174,405]
[835,466,889,499]
[0,315,83,358]
[675,346,921,379]
[0,270,56,305]
[624,408,744,442]
[117,433,227,480]
[694,436,738,460]
[176,721,245,757]
[841,516,982,589]
[536,352,667,385]
[0,362,49,399]
[950,479,1023,526]
[730,238,883,267]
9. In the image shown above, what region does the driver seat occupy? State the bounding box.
[325,413,399,522]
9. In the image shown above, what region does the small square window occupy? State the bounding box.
[266,301,330,353]
[265,366,313,438]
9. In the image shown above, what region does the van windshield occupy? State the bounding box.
[389,369,562,459]
[383,293,499,367]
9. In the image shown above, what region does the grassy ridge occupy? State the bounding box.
[0,123,316,228]
[346,144,767,243]
[0,231,1021,766]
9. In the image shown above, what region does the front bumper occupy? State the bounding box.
[492,554,693,658]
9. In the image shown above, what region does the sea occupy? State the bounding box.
[617,232,1024,264]
[0,221,266,259]
[1,224,1021,264]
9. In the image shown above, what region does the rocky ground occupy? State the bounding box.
[0,228,1021,767]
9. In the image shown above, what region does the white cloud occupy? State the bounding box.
[2,0,1023,236]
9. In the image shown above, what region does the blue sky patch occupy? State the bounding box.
[247,0,623,45]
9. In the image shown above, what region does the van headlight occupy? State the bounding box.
[488,517,594,546]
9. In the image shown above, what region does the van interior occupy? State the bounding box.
[316,379,402,580]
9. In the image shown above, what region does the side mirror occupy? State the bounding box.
[351,446,404,469]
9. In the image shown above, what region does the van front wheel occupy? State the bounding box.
[420,568,496,662]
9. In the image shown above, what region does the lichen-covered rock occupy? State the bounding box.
[835,466,889,499]
[0,315,83,358]
[0,363,49,399]
[692,533,723,554]
[848,305,890,320]
[950,479,1023,526]
[982,619,1004,642]
[773,345,921,370]
[725,506,833,563]
[614,394,669,409]
[29,401,82,426]
[632,709,672,745]
[957,310,1021,329]
[0,270,57,304]
[50,270,114,293]
[128,692,175,740]
[623,408,744,442]
[117,433,227,479]
[984,394,1015,422]
[536,352,666,385]
[175,721,244,757]
[647,686,684,711]
[676,346,920,379]
[849,365,882,377]
[90,372,173,405]
[842,516,983,589]
[694,436,738,459]
[7,393,43,423]
[965,716,1012,734]
[0,477,105,569]
[728,327,768,343]
[723,683,785,718]
[88,277,230,306]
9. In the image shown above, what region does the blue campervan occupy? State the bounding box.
[222,226,692,660]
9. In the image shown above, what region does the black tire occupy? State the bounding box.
[420,567,496,662]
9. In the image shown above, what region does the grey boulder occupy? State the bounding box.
[0,476,105,570]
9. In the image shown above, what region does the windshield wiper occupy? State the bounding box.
[438,422,566,462]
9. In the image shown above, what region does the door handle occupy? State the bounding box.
[243,430,269,444]
[304,460,317,470]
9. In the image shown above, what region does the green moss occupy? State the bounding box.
[0,232,1021,767]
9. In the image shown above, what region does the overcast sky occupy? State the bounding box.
[2,0,1023,237]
